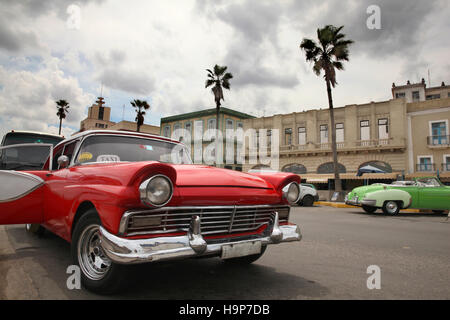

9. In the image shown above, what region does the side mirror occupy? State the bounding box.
[57,155,69,169]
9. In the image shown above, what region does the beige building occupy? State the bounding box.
[242,80,450,192]
[160,107,255,171]
[79,97,160,135]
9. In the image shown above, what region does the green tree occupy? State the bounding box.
[130,99,150,132]
[56,99,70,135]
[205,65,233,165]
[300,25,353,192]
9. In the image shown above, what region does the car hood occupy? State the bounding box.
[171,165,274,189]
[348,184,386,199]
[70,162,274,189]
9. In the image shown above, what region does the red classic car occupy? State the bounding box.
[0,130,302,293]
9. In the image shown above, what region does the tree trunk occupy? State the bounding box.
[58,117,62,135]
[325,78,342,192]
[215,101,220,167]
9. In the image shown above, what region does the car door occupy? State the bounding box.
[0,143,53,224]
[417,178,450,209]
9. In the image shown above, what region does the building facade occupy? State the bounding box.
[242,80,450,192]
[79,97,160,135]
[160,107,255,171]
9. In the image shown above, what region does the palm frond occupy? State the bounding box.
[205,79,214,88]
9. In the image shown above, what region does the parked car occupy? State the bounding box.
[298,183,319,206]
[0,130,302,293]
[345,177,450,215]
[0,130,63,171]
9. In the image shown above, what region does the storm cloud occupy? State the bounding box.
[0,0,449,139]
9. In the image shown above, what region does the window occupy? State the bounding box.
[426,94,441,100]
[298,127,306,145]
[444,155,450,172]
[430,121,448,145]
[285,128,292,145]
[194,120,203,138]
[336,123,344,143]
[320,125,328,144]
[98,106,104,120]
[163,125,171,138]
[226,119,234,130]
[207,118,216,130]
[185,122,192,133]
[360,120,370,141]
[95,123,105,128]
[412,91,420,102]
[282,164,307,174]
[418,156,433,172]
[378,118,389,140]
[395,92,405,99]
[237,122,243,130]
[61,141,78,167]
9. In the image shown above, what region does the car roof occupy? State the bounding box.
[55,130,181,148]
[6,130,64,139]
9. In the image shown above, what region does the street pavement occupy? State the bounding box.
[0,205,449,299]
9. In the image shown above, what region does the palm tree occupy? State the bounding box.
[205,65,233,164]
[130,99,150,132]
[56,99,70,135]
[300,25,353,192]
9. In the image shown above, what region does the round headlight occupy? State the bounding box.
[282,182,300,204]
[140,175,173,207]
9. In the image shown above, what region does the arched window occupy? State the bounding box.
[358,161,392,173]
[282,164,307,174]
[251,164,271,170]
[317,162,346,174]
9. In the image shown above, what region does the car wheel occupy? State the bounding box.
[301,195,314,207]
[362,205,377,214]
[71,209,125,294]
[222,245,267,265]
[25,224,45,236]
[382,201,400,215]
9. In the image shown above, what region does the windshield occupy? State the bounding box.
[416,178,441,187]
[2,133,63,146]
[0,144,52,170]
[75,135,192,165]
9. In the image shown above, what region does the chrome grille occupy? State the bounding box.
[120,205,290,236]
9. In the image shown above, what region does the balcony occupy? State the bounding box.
[442,163,450,172]
[416,163,435,172]
[427,135,450,148]
[275,138,404,156]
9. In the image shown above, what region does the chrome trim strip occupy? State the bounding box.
[0,171,45,202]
[118,204,290,236]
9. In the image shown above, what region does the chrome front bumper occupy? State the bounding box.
[99,212,302,264]
[345,196,376,207]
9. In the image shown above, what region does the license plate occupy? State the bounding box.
[221,241,262,259]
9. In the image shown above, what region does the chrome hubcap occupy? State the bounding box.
[78,224,111,280]
[386,201,398,214]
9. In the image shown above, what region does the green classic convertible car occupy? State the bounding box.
[345,177,450,215]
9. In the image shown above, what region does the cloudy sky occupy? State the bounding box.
[0,0,449,140]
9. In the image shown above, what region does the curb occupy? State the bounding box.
[315,201,421,213]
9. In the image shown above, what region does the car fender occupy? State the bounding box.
[365,189,411,208]
[300,185,317,200]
